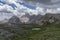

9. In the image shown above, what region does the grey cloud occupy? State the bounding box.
[22,0,51,5]
[0,9,12,13]
[0,8,13,16]
[22,0,60,8]
[0,8,14,21]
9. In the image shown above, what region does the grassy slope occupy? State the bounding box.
[0,22,60,40]
[27,23,60,40]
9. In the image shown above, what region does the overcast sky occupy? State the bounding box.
[0,0,60,21]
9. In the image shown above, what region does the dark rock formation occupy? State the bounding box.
[8,16,20,24]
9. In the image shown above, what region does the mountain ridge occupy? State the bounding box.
[0,13,60,24]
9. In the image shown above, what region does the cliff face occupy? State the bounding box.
[8,16,20,24]
[0,13,60,25]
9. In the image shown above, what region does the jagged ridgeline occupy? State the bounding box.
[0,13,60,40]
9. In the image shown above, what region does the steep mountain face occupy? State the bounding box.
[45,13,60,20]
[1,13,60,24]
[8,15,20,24]
[20,13,43,24]
[29,14,42,24]
[37,13,60,25]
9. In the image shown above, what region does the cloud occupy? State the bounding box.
[18,0,60,15]
[21,0,60,14]
[21,0,60,8]
[46,8,60,13]
[0,4,14,21]
[0,0,16,4]
[22,0,51,4]
[0,0,46,22]
[51,0,59,3]
[0,0,60,23]
[0,0,60,15]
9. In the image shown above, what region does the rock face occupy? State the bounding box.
[20,13,42,24]
[0,13,60,25]
[8,13,59,25]
[33,13,60,25]
[8,16,20,24]
[29,14,42,24]
[45,13,60,20]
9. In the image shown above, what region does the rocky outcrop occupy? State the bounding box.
[0,13,60,25]
[35,13,58,25]
[8,16,20,24]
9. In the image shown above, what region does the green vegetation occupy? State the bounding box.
[0,22,60,40]
[27,23,60,40]
[17,22,60,40]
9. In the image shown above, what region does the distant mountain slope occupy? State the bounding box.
[45,13,60,20]
[1,13,60,24]
[8,15,20,24]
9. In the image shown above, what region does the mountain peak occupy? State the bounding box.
[8,15,20,24]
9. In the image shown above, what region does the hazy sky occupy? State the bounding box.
[0,0,60,21]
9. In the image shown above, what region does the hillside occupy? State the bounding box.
[27,22,60,40]
[0,13,60,40]
[0,19,60,40]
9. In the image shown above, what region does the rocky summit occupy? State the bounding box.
[1,13,60,25]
